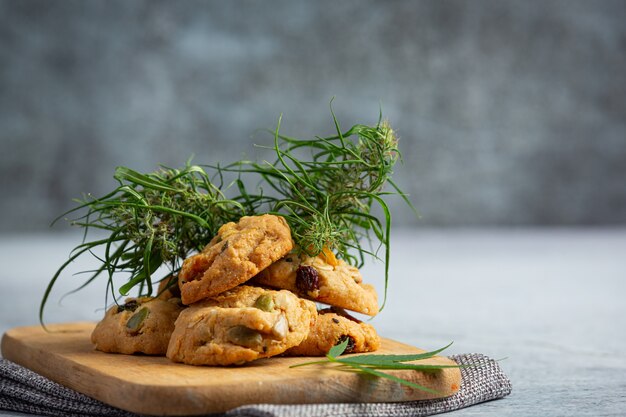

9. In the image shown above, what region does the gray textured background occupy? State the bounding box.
[1,0,625,232]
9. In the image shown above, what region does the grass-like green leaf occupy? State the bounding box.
[291,341,461,395]
[328,337,350,358]
[334,341,454,365]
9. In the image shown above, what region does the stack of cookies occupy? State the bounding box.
[91,214,381,365]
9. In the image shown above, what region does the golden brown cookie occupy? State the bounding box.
[254,249,379,316]
[285,307,381,356]
[156,275,181,301]
[91,297,184,355]
[166,286,316,365]
[178,215,293,304]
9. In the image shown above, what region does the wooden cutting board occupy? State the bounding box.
[1,322,461,416]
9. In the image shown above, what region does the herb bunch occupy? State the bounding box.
[218,112,415,307]
[41,165,244,322]
[41,109,414,323]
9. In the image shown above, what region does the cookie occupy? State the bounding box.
[254,249,379,316]
[91,297,184,355]
[286,307,381,356]
[178,214,293,304]
[156,275,181,301]
[166,286,316,365]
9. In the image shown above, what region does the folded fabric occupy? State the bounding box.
[0,353,511,417]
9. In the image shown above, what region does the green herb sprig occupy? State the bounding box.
[40,106,416,324]
[40,164,245,323]
[214,109,416,308]
[291,340,460,395]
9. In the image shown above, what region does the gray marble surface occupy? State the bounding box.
[1,228,625,416]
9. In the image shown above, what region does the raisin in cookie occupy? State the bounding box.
[254,249,379,316]
[166,286,316,365]
[286,307,381,356]
[178,215,293,304]
[91,297,184,355]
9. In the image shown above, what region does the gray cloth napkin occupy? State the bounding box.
[0,353,511,417]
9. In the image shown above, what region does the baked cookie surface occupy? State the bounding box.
[156,275,182,301]
[285,307,381,356]
[178,214,293,304]
[167,286,316,365]
[91,297,184,355]
[254,250,379,316]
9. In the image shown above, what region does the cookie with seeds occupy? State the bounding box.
[254,249,379,316]
[178,214,293,304]
[166,285,316,365]
[285,307,380,356]
[91,297,184,355]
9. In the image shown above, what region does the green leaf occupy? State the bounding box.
[336,361,463,372]
[327,338,350,359]
[293,342,460,395]
[114,166,179,192]
[335,342,454,365]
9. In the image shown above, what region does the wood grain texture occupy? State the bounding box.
[1,322,460,416]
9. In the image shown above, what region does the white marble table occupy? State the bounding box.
[1,228,625,416]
